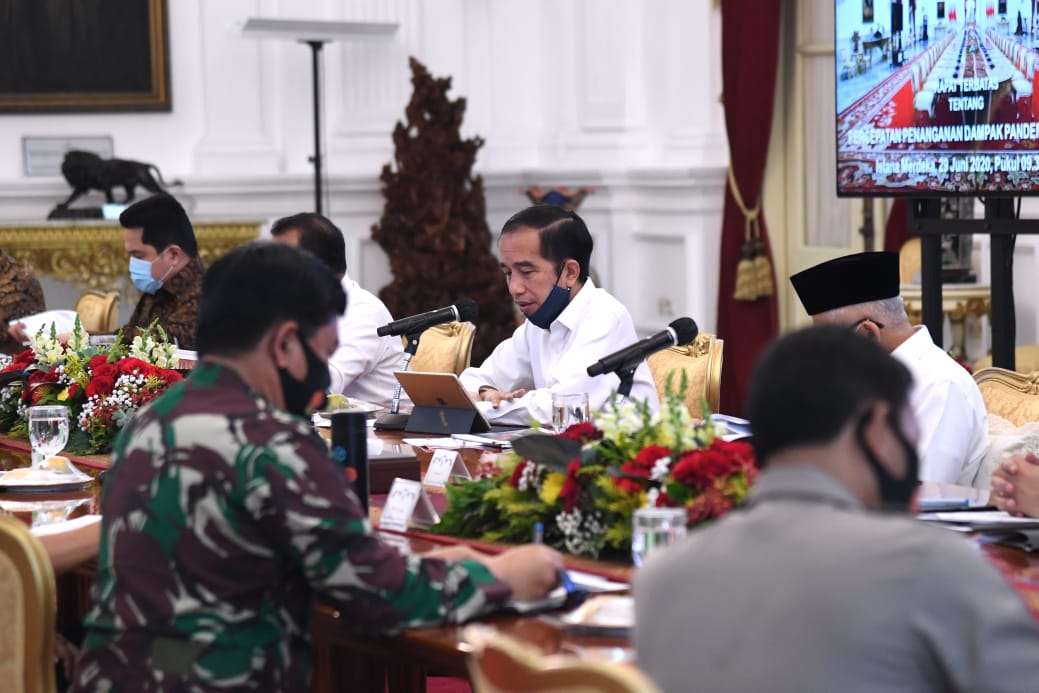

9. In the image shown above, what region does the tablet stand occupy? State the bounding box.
[374,331,421,430]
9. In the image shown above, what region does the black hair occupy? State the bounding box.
[500,205,592,282]
[746,325,913,464]
[270,212,348,276]
[118,193,198,257]
[196,242,347,357]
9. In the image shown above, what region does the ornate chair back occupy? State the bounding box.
[647,333,724,414]
[464,625,660,693]
[973,345,1039,374]
[409,321,476,375]
[973,367,1039,426]
[0,515,56,693]
[899,237,922,284]
[74,290,120,334]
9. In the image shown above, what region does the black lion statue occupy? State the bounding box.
[56,150,182,209]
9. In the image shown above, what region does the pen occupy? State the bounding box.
[533,521,544,544]
[918,498,971,511]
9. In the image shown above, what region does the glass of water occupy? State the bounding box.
[631,506,688,568]
[552,392,590,432]
[28,405,70,468]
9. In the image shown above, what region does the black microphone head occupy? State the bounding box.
[453,298,479,322]
[669,317,698,346]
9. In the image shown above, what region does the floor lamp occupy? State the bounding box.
[241,18,399,215]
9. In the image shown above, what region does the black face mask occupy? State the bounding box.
[855,409,920,511]
[278,335,330,418]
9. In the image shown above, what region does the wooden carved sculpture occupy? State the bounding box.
[372,58,515,364]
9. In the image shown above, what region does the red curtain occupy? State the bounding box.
[884,198,911,252]
[716,1,783,416]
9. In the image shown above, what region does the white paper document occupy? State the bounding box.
[916,510,1039,531]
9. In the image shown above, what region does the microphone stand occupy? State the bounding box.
[614,366,637,401]
[373,331,422,431]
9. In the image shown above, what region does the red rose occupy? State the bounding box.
[156,368,182,384]
[118,357,153,376]
[559,460,582,512]
[557,422,602,443]
[88,354,110,370]
[91,363,118,379]
[86,375,116,398]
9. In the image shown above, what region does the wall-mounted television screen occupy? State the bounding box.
[836,0,1039,196]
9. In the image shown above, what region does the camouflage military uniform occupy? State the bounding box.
[121,255,204,350]
[0,251,44,354]
[72,363,509,691]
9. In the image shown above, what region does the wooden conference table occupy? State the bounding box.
[3,431,1039,693]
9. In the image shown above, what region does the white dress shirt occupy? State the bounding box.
[329,273,407,409]
[892,325,988,485]
[459,279,660,426]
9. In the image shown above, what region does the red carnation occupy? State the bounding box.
[66,383,80,400]
[6,348,34,371]
[557,421,602,443]
[509,461,528,488]
[559,460,582,513]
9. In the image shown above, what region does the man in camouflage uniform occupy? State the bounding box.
[72,242,560,691]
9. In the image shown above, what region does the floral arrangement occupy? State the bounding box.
[432,380,759,559]
[0,320,183,454]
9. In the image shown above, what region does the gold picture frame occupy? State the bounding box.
[0,0,170,113]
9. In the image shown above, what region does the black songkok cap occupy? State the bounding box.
[790,251,900,316]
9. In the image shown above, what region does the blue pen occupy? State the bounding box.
[533,521,544,544]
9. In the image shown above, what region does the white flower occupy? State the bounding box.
[650,456,671,482]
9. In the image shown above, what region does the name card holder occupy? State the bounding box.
[422,449,472,489]
[379,478,440,532]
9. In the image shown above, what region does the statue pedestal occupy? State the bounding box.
[46,206,103,220]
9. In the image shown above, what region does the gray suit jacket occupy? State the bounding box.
[634,465,1039,693]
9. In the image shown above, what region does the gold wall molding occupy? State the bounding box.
[0,221,261,290]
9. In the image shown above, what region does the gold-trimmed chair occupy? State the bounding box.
[974,367,1039,426]
[409,321,476,375]
[0,515,57,693]
[74,290,120,334]
[464,625,660,693]
[974,345,1039,374]
[647,333,724,414]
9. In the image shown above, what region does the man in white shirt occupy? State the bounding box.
[635,326,1039,693]
[271,213,405,409]
[460,205,659,426]
[790,251,987,486]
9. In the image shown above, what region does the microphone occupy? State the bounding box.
[587,317,698,377]
[376,298,479,337]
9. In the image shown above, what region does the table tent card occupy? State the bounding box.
[422,449,471,489]
[379,478,440,531]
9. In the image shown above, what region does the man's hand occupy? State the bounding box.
[477,387,527,409]
[9,321,28,345]
[486,544,562,601]
[991,451,1039,517]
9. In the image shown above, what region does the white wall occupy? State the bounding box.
[0,0,727,338]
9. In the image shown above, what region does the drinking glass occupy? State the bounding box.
[552,392,590,432]
[28,405,70,468]
[631,507,688,568]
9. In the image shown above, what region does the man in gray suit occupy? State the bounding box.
[634,325,1039,693]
